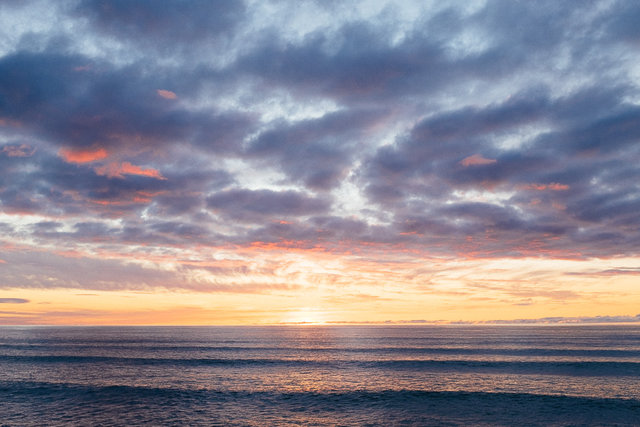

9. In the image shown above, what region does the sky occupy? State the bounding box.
[1,0,640,325]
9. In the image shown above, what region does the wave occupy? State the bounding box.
[2,354,639,376]
[1,381,638,426]
[2,343,638,358]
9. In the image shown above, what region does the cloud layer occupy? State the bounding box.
[1,1,639,323]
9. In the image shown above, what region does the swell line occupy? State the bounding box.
[1,354,639,376]
[1,383,639,426]
[1,344,638,357]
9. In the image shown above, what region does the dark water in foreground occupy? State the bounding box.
[1,325,639,426]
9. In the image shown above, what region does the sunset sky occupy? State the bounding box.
[1,0,640,325]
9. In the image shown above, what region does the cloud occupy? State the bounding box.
[566,268,640,277]
[207,189,330,223]
[326,314,640,325]
[0,249,299,294]
[0,298,29,304]
[157,89,177,100]
[519,183,569,191]
[75,0,247,53]
[59,147,108,163]
[2,144,36,157]
[358,76,640,256]
[1,0,640,318]
[94,161,166,180]
[479,314,640,325]
[0,50,255,160]
[247,108,387,190]
[460,154,497,167]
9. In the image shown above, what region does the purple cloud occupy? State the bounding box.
[0,298,29,304]
[207,189,330,223]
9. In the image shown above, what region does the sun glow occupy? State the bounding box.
[283,308,328,325]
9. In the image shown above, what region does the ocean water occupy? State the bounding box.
[0,325,639,426]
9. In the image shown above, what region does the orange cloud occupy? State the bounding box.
[520,183,569,191]
[157,89,177,99]
[547,183,570,190]
[95,161,166,179]
[59,147,108,163]
[460,154,497,167]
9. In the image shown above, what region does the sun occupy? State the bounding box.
[283,308,328,325]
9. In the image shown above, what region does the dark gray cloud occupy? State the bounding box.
[233,22,450,103]
[601,1,640,44]
[207,189,330,223]
[0,150,167,217]
[238,215,372,248]
[0,51,254,156]
[75,0,247,52]
[228,0,609,108]
[358,75,640,256]
[247,108,387,189]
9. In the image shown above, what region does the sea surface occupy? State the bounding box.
[0,325,639,426]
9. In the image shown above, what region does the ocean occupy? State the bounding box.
[0,325,639,426]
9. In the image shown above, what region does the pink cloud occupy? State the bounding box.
[520,183,570,191]
[157,89,177,99]
[95,161,166,180]
[59,147,108,163]
[460,154,497,167]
